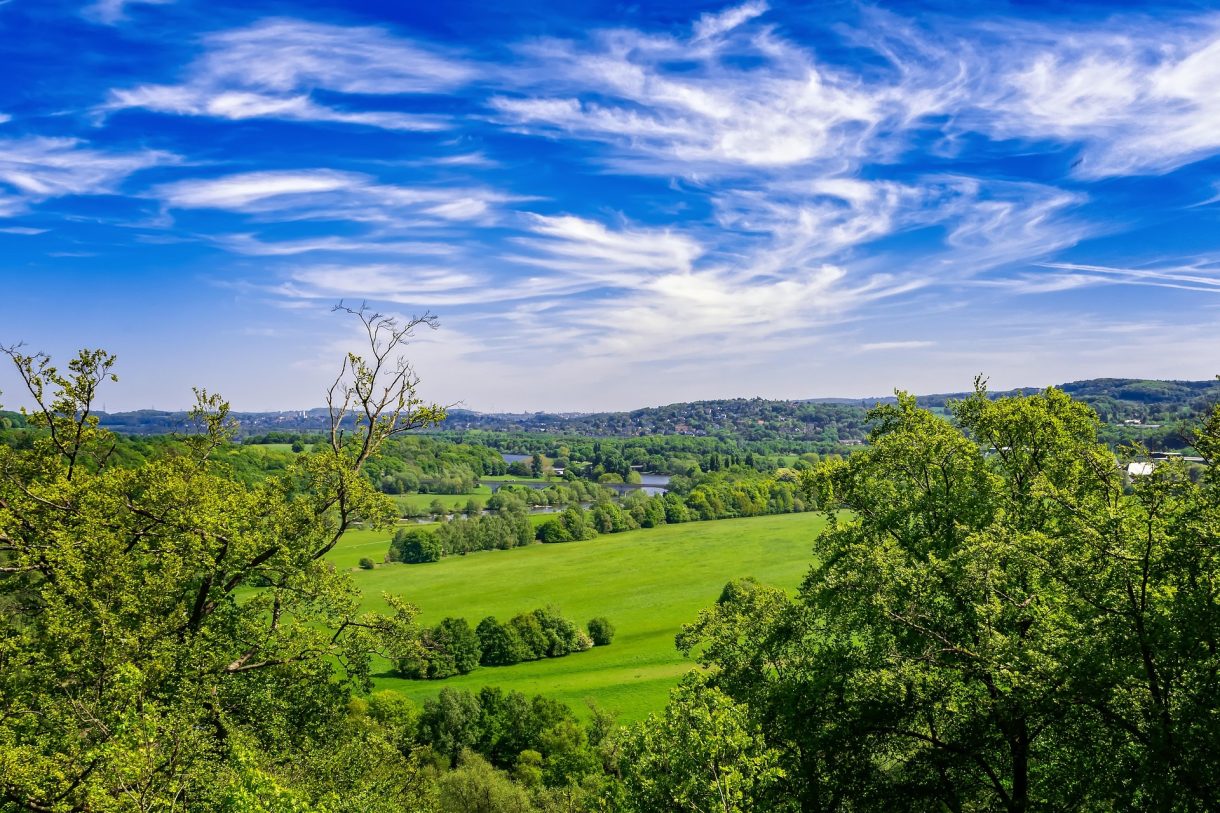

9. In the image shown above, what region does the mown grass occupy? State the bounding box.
[332,512,825,721]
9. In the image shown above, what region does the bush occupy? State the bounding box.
[358,557,375,570]
[398,617,482,679]
[477,617,528,667]
[587,617,615,646]
[535,518,572,544]
[389,528,442,563]
[402,608,595,679]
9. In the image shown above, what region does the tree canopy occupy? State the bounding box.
[0,307,446,811]
[672,385,1220,811]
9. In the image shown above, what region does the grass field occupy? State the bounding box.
[333,512,826,721]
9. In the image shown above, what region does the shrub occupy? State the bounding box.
[398,617,482,680]
[390,527,442,563]
[477,617,528,667]
[587,617,615,646]
[535,518,572,544]
[358,557,375,570]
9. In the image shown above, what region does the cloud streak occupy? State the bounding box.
[0,137,174,215]
[106,18,477,131]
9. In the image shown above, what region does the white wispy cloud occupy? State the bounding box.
[153,169,517,226]
[216,234,460,257]
[105,18,476,131]
[490,6,960,175]
[0,136,175,215]
[82,0,173,25]
[511,214,702,277]
[491,6,1220,184]
[860,340,935,352]
[976,16,1220,178]
[108,86,445,132]
[693,0,770,41]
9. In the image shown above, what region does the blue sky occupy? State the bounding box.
[2,0,1220,412]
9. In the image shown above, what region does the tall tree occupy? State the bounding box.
[680,386,1220,811]
[0,306,446,811]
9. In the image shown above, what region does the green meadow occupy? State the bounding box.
[333,511,826,721]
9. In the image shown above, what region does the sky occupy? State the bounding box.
[2,0,1220,413]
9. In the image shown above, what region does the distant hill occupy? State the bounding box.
[75,378,1220,449]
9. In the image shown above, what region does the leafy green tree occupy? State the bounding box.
[558,506,597,541]
[586,617,615,646]
[532,607,583,657]
[508,613,550,660]
[622,674,785,813]
[391,527,443,563]
[680,386,1220,811]
[478,617,528,667]
[401,616,482,679]
[0,306,446,811]
[435,616,482,675]
[535,518,573,544]
[420,688,484,766]
[438,750,535,813]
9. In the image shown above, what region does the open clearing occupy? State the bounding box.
[335,511,826,721]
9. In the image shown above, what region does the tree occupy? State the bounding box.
[420,688,484,765]
[508,613,550,660]
[391,527,443,563]
[438,750,534,813]
[680,386,1220,811]
[622,674,785,813]
[435,616,483,675]
[535,518,573,544]
[478,616,528,667]
[0,305,445,811]
[587,617,615,646]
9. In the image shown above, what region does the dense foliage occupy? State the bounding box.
[398,609,597,678]
[0,313,449,812]
[663,385,1220,811]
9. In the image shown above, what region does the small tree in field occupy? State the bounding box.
[587,617,615,646]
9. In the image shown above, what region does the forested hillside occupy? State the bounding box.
[80,378,1220,452]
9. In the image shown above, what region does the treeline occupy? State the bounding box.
[389,509,534,562]
[388,470,811,563]
[0,410,27,430]
[365,435,506,495]
[438,398,872,447]
[397,609,610,679]
[438,429,841,475]
[438,379,1220,451]
[534,471,808,544]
